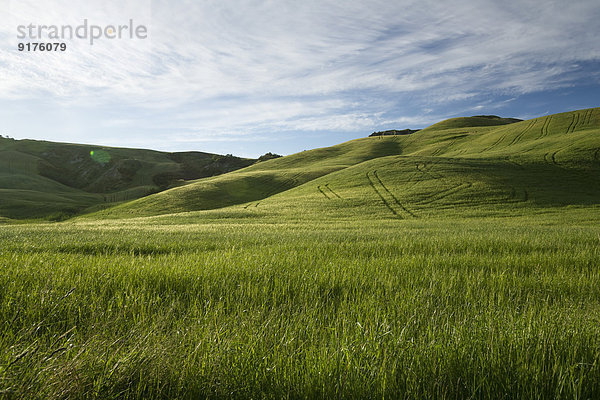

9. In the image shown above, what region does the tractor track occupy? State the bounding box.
[373,171,416,217]
[509,119,536,146]
[567,112,583,134]
[366,171,398,217]
[317,185,331,200]
[415,182,472,206]
[566,112,577,134]
[243,202,260,209]
[366,170,415,218]
[317,184,342,200]
[583,109,593,126]
[588,109,596,124]
[418,161,437,177]
[543,152,550,164]
[538,116,553,139]
[416,162,444,180]
[543,151,561,166]
[325,184,342,199]
[484,131,508,152]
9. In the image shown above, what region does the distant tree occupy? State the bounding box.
[257,152,282,162]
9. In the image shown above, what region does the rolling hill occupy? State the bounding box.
[2,108,600,399]
[0,138,255,219]
[88,107,600,220]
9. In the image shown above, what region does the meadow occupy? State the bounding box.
[1,209,600,399]
[1,108,600,398]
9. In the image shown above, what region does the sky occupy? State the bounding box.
[1,0,599,158]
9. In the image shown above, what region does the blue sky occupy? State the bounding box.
[1,0,599,157]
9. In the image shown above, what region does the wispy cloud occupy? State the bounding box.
[1,0,599,155]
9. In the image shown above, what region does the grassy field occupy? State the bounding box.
[90,108,600,219]
[1,108,600,398]
[1,211,600,399]
[0,137,254,220]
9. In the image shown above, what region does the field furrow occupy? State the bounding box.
[539,115,553,139]
[325,184,342,199]
[372,170,416,217]
[366,171,401,217]
[317,185,331,200]
[509,119,536,145]
[415,182,473,205]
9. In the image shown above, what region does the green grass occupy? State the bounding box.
[1,107,600,398]
[0,138,254,219]
[89,107,600,220]
[1,212,600,399]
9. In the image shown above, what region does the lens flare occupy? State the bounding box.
[89,149,111,165]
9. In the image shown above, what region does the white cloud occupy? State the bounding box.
[1,0,599,147]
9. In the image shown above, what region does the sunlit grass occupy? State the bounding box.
[1,108,600,398]
[1,212,600,399]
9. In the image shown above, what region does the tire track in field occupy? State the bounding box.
[581,109,593,127]
[574,111,584,131]
[543,152,551,164]
[258,171,309,199]
[580,109,592,128]
[566,112,582,134]
[366,170,415,218]
[565,112,577,134]
[414,182,473,206]
[483,130,509,152]
[318,184,343,200]
[538,116,553,139]
[324,184,342,199]
[416,161,444,180]
[406,160,446,201]
[431,138,461,156]
[414,160,474,207]
[509,119,537,146]
[390,163,423,194]
[421,160,444,178]
[373,170,416,217]
[317,185,331,200]
[366,171,398,217]
[430,146,443,157]
[587,109,596,125]
[265,172,304,197]
[543,151,561,167]
[544,148,579,172]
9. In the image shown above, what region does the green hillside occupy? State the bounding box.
[91,107,600,219]
[3,107,600,399]
[0,138,255,219]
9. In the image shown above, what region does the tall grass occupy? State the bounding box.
[1,212,600,399]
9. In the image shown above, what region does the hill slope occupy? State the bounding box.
[0,138,255,219]
[90,107,600,220]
